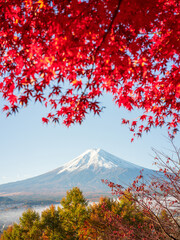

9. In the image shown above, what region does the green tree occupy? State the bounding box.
[59,187,89,239]
[1,209,42,240]
[41,205,65,240]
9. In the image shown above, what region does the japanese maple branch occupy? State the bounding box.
[94,0,123,59]
[76,0,123,108]
[128,193,178,240]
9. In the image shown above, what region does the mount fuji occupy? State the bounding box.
[0,149,155,198]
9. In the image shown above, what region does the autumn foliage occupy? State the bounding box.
[105,144,180,240]
[1,185,179,239]
[1,187,175,240]
[0,0,179,136]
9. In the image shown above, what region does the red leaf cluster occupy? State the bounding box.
[0,0,179,135]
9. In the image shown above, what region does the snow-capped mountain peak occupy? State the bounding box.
[0,148,154,197]
[57,148,140,174]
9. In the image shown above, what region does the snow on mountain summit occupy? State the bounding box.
[57,148,141,174]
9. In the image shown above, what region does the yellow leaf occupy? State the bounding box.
[37,0,44,8]
[40,73,44,78]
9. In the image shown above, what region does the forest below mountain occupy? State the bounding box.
[1,185,179,240]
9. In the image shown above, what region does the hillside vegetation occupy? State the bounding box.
[1,186,179,240]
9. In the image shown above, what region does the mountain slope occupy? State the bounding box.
[0,149,154,197]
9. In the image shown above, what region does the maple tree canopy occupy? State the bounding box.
[0,0,179,137]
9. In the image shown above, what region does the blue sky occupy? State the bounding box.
[0,94,179,185]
